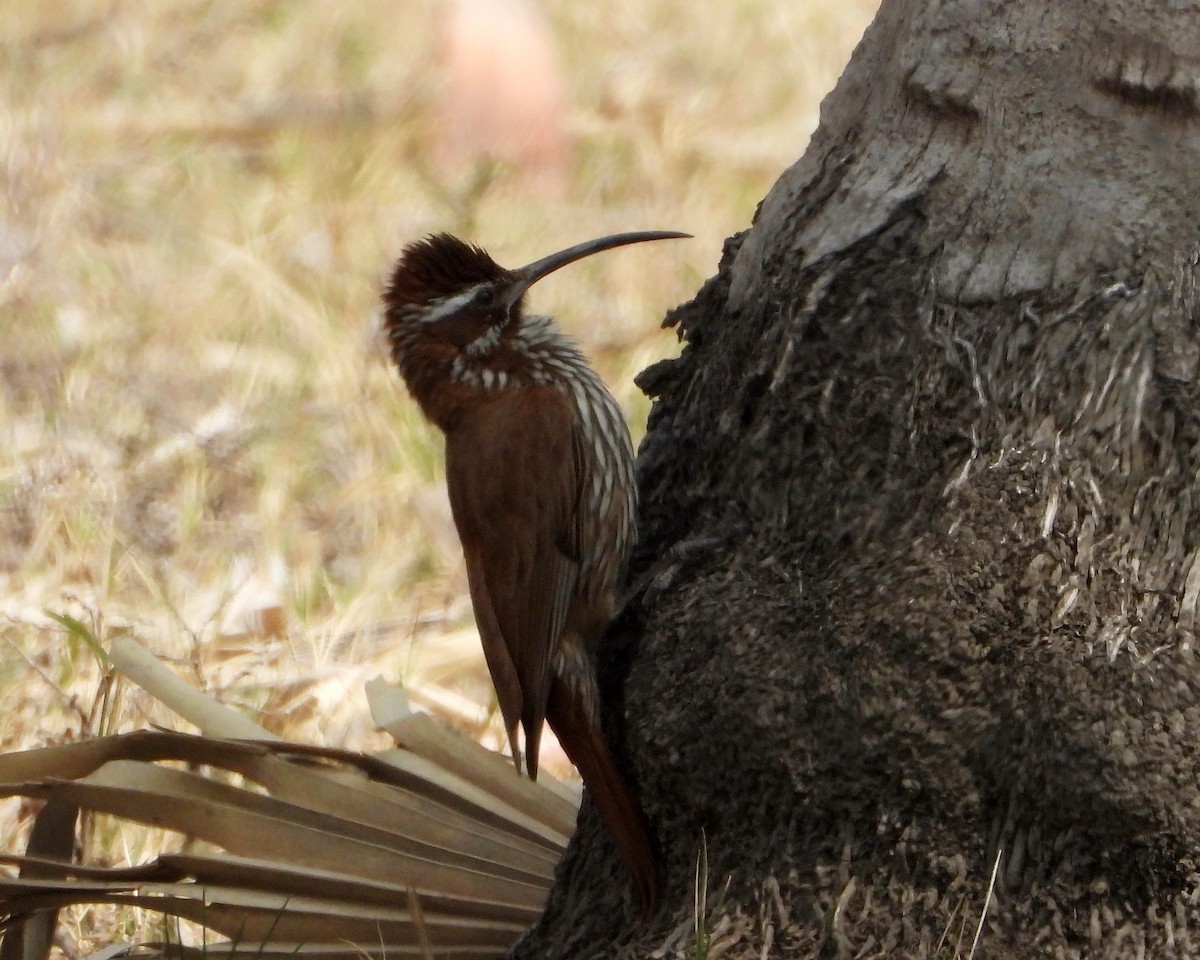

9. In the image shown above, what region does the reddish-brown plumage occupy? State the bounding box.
[382,230,688,922]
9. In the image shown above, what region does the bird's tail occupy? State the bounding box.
[545,677,662,922]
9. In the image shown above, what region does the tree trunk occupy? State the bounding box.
[516,1,1200,957]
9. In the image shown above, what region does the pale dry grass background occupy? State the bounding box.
[0,0,877,948]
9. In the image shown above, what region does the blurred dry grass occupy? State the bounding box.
[0,0,877,947]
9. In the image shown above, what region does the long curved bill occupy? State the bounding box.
[501,230,691,309]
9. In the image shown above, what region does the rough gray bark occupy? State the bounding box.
[515,1,1200,957]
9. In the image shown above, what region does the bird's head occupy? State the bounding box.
[383,234,512,354]
[382,230,689,423]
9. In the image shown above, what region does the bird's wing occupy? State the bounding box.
[445,384,581,778]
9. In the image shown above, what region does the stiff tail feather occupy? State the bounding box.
[545,677,662,922]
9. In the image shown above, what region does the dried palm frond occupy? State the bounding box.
[0,636,577,960]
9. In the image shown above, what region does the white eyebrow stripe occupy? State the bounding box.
[420,287,481,324]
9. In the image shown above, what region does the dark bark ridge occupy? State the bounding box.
[515,2,1200,958]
